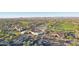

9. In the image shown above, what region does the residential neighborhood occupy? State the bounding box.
[0,17,79,46]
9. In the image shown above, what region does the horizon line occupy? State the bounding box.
[0,16,79,18]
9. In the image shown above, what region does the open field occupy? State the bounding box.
[0,17,79,46]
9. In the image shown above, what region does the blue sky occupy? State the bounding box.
[0,12,79,18]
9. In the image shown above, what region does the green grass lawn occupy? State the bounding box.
[48,21,79,31]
